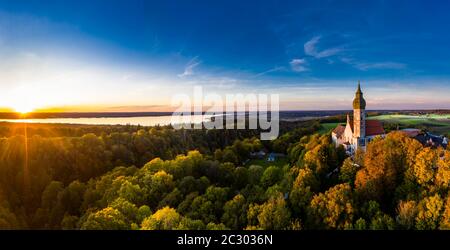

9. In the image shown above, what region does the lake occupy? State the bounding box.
[0,110,360,127]
[0,114,212,126]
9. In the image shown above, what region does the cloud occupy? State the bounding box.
[354,62,406,71]
[254,66,287,77]
[340,57,355,64]
[304,36,321,56]
[184,75,239,89]
[304,36,342,58]
[178,56,201,77]
[316,48,342,58]
[340,57,406,71]
[290,58,309,72]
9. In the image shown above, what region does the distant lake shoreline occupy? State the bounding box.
[0,115,211,127]
[0,110,448,126]
[1,110,435,119]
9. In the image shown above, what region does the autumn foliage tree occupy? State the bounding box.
[355,132,421,203]
[0,120,449,230]
[307,183,355,229]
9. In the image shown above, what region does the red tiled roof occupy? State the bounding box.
[334,118,384,138]
[365,120,385,136]
[332,125,346,137]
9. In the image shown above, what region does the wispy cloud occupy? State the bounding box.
[254,66,287,77]
[304,36,342,59]
[304,36,320,56]
[290,58,309,72]
[178,56,201,77]
[183,75,239,89]
[340,57,406,71]
[354,62,406,71]
[340,57,354,64]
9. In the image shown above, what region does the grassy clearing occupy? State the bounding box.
[318,122,343,134]
[245,157,289,169]
[319,114,450,136]
[370,114,450,125]
[369,114,450,135]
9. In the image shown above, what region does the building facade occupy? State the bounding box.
[331,82,385,153]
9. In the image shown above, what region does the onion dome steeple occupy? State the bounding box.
[353,81,366,110]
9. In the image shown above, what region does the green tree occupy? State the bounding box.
[370,213,395,230]
[307,184,354,229]
[136,205,152,224]
[81,207,129,230]
[221,194,247,229]
[141,206,181,230]
[110,197,139,223]
[142,170,174,207]
[233,167,249,190]
[261,166,281,188]
[247,193,291,230]
[353,218,367,230]
[248,165,264,185]
[289,167,319,216]
[339,158,359,186]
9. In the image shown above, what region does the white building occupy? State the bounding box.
[331,82,386,153]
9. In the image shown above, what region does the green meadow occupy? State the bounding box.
[369,114,450,135]
[245,157,289,169]
[370,114,450,125]
[318,122,343,135]
[319,114,450,136]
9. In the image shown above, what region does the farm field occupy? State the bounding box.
[369,114,450,135]
[319,114,450,136]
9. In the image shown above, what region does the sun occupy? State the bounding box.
[5,85,41,114]
[12,104,35,114]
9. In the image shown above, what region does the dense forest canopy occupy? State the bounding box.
[0,120,449,230]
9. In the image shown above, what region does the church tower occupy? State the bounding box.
[353,81,366,146]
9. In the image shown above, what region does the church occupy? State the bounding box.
[331,82,385,153]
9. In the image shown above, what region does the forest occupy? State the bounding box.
[0,120,449,230]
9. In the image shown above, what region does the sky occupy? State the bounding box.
[0,0,450,112]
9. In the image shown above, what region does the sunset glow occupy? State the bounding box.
[0,1,450,111]
[0,0,449,238]
[12,104,34,114]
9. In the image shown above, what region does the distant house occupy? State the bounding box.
[266,152,285,162]
[415,132,447,149]
[267,153,276,162]
[250,150,266,159]
[400,129,448,149]
[332,82,386,154]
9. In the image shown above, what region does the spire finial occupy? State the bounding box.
[353,80,366,109]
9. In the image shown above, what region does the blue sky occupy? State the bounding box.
[0,0,449,111]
